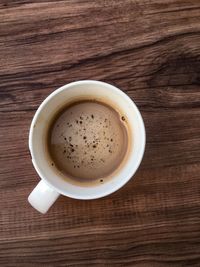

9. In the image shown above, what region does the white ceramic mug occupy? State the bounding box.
[28,80,145,213]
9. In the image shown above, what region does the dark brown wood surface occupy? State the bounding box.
[0,1,200,266]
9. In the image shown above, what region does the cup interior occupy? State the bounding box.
[29,81,145,199]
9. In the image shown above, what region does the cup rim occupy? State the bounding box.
[29,80,146,199]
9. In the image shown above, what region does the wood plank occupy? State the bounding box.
[0,0,200,266]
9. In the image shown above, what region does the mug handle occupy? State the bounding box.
[28,180,60,214]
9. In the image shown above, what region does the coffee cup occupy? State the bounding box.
[28,80,145,213]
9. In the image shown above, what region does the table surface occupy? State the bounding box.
[0,1,200,266]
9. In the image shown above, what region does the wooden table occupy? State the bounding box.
[1,1,200,266]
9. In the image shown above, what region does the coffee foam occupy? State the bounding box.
[48,100,129,184]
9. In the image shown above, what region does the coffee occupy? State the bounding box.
[47,100,129,185]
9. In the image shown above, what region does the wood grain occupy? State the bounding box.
[0,0,200,266]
